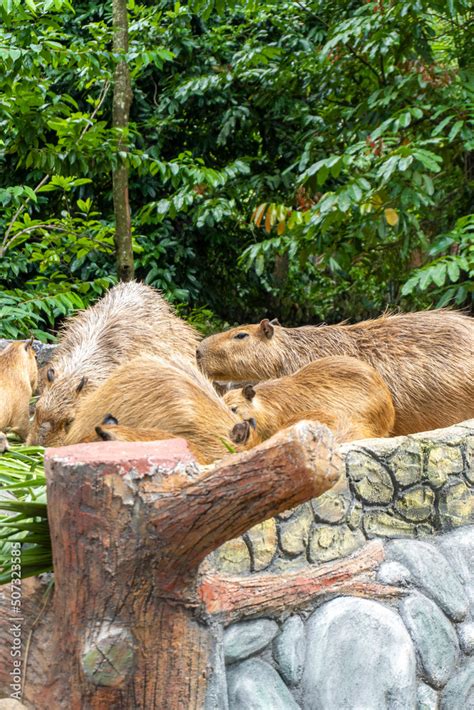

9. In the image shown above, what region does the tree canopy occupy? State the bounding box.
[0,0,472,338]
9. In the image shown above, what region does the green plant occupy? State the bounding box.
[0,444,51,584]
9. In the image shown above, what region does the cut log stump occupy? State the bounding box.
[0,422,399,709]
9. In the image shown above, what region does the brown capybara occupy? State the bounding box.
[28,282,200,446]
[224,356,395,444]
[0,338,38,441]
[198,310,474,436]
[80,414,258,463]
[64,355,261,464]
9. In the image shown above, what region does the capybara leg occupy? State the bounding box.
[0,432,9,453]
[11,409,30,442]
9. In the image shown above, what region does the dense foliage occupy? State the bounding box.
[0,0,472,338]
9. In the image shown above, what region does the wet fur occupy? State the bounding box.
[0,340,38,441]
[200,310,474,435]
[224,356,395,443]
[65,355,260,464]
[28,282,200,446]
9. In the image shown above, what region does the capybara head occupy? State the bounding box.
[224,386,258,424]
[229,417,257,446]
[196,318,283,382]
[28,370,89,446]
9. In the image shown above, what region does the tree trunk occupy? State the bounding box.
[7,423,338,708]
[112,0,134,282]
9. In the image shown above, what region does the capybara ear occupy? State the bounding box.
[243,384,256,401]
[248,417,257,430]
[24,336,35,351]
[76,376,88,394]
[95,426,114,441]
[102,414,118,426]
[269,318,281,326]
[230,421,251,445]
[259,318,275,339]
[47,367,55,383]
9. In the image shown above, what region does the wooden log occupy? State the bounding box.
[26,421,340,709]
[198,540,403,624]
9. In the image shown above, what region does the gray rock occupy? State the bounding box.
[302,597,416,709]
[400,594,459,688]
[227,659,300,710]
[458,621,474,655]
[387,540,469,622]
[346,450,395,504]
[224,619,279,664]
[438,526,474,608]
[272,616,305,687]
[377,561,412,586]
[205,626,229,710]
[417,682,438,710]
[440,658,474,710]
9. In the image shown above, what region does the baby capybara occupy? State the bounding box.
[0,338,38,441]
[198,310,474,436]
[28,282,200,446]
[65,356,260,464]
[224,356,395,443]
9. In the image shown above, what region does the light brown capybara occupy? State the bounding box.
[28,281,200,447]
[65,355,260,464]
[224,356,395,443]
[198,310,474,436]
[0,338,38,441]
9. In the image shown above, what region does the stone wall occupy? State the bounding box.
[207,420,474,710]
[210,420,474,576]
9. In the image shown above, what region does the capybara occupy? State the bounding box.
[28,282,200,446]
[65,356,260,464]
[224,356,395,443]
[0,338,38,441]
[80,414,258,463]
[198,310,474,435]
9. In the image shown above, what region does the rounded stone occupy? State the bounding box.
[363,511,418,539]
[272,615,305,687]
[245,518,278,571]
[390,443,423,487]
[387,540,469,622]
[213,537,251,575]
[438,479,474,529]
[308,524,364,563]
[302,597,416,709]
[0,702,29,710]
[425,446,463,488]
[227,658,300,710]
[458,621,474,655]
[311,474,352,523]
[279,504,313,557]
[395,485,435,523]
[438,526,474,608]
[224,619,279,664]
[440,658,474,710]
[400,594,459,688]
[377,561,412,586]
[346,451,394,504]
[417,682,438,710]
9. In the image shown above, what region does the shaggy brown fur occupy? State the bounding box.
[199,310,474,435]
[224,356,395,443]
[65,355,260,464]
[28,282,200,446]
[0,339,38,441]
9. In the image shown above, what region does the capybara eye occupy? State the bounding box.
[231,406,238,413]
[233,333,249,340]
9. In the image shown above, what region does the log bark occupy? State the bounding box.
[112,0,134,281]
[198,540,403,624]
[15,422,338,708]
